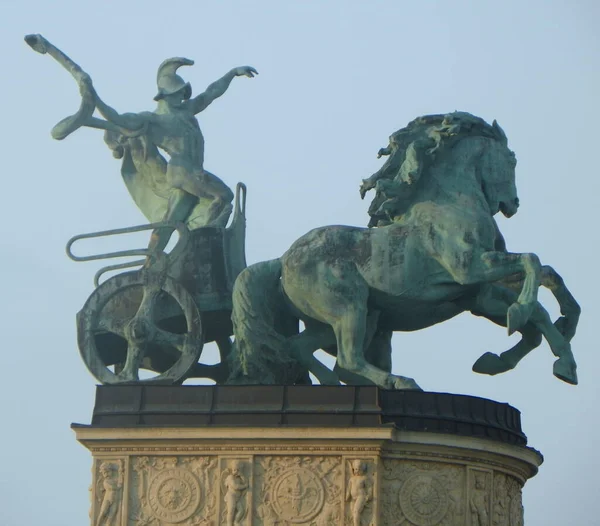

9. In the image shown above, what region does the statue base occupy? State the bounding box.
[74,386,542,525]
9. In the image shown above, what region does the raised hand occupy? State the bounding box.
[234,66,258,78]
[377,146,392,158]
[359,179,376,200]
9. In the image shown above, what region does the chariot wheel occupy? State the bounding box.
[77,270,203,384]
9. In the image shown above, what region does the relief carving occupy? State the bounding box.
[148,468,201,523]
[492,474,509,526]
[87,451,529,525]
[128,456,217,525]
[254,456,341,525]
[221,459,250,525]
[492,474,523,526]
[399,473,450,525]
[95,460,124,526]
[345,459,373,526]
[382,459,464,526]
[469,470,491,526]
[507,477,524,526]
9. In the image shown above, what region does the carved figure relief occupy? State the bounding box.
[345,459,373,526]
[95,460,124,526]
[508,482,524,526]
[381,459,464,525]
[254,456,341,525]
[492,474,523,526]
[492,474,509,526]
[221,459,250,525]
[469,470,491,526]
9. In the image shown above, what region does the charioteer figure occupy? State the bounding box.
[26,34,257,254]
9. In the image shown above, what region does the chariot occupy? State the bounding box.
[71,184,247,384]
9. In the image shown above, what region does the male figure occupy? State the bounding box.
[92,58,258,253]
[492,476,509,526]
[27,34,258,253]
[346,460,371,526]
[471,472,490,526]
[222,461,248,525]
[95,462,123,526]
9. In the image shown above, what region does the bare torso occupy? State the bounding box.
[147,108,205,171]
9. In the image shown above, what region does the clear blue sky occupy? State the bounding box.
[1,1,598,524]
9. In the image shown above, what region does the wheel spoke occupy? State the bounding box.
[136,288,159,321]
[118,342,146,382]
[96,313,129,337]
[154,328,186,352]
[80,271,202,385]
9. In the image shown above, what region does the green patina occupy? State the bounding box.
[27,34,580,388]
[229,113,580,388]
[25,34,257,252]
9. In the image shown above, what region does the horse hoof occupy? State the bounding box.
[553,358,578,385]
[472,352,512,375]
[507,303,530,335]
[391,376,422,390]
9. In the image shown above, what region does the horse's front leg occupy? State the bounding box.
[469,284,543,375]
[440,249,541,334]
[499,264,580,342]
[540,265,581,342]
[482,251,542,335]
[472,323,542,375]
[469,283,577,385]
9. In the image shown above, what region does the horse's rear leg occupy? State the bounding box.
[334,310,383,386]
[333,305,420,390]
[334,330,394,385]
[288,323,340,385]
[284,262,418,390]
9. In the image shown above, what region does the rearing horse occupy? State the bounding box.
[229,113,579,389]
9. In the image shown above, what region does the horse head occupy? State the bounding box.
[478,120,519,218]
[363,113,520,224]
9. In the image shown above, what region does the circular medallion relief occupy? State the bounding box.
[271,467,325,523]
[398,473,449,526]
[148,469,201,523]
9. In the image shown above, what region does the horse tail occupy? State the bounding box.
[228,259,303,384]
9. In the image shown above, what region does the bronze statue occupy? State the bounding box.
[27,34,580,389]
[229,113,580,389]
[26,34,257,254]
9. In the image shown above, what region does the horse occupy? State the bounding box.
[228,113,579,389]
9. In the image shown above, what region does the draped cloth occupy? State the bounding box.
[25,33,212,229]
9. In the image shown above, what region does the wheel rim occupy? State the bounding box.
[77,271,203,384]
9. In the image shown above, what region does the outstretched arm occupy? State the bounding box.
[94,93,146,132]
[188,66,258,115]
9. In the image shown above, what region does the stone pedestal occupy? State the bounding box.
[75,386,542,526]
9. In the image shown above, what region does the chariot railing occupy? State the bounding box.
[66,221,190,286]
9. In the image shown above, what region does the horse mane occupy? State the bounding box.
[391,111,507,169]
[367,112,509,226]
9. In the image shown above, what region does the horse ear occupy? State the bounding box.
[492,120,508,145]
